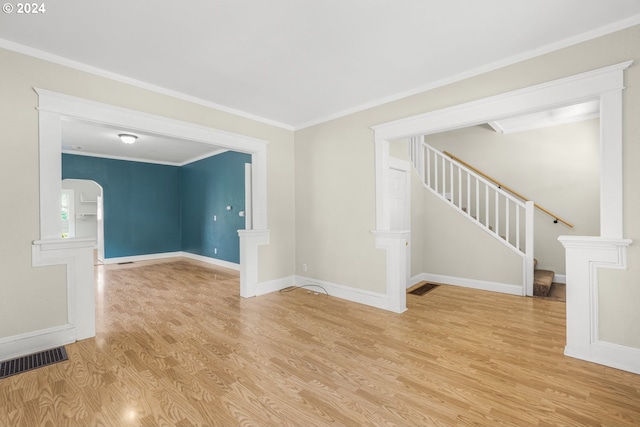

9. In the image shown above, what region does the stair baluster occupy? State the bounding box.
[409,136,535,295]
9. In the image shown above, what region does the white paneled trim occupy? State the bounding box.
[295,276,394,312]
[102,252,182,265]
[372,230,410,313]
[32,238,96,340]
[238,229,270,298]
[256,276,295,296]
[554,274,567,284]
[413,273,523,296]
[559,236,633,370]
[180,252,240,271]
[0,324,76,363]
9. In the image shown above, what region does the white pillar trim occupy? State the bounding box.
[558,236,637,374]
[372,230,410,313]
[32,237,96,340]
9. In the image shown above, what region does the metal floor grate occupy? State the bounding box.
[409,283,440,296]
[0,347,68,379]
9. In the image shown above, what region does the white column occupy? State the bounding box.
[374,139,390,231]
[599,89,624,238]
[38,110,63,240]
[251,152,268,230]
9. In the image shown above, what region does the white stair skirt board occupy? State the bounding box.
[411,273,523,296]
[0,324,76,363]
[296,276,398,312]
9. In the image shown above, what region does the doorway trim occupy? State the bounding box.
[371,61,637,373]
[32,88,269,344]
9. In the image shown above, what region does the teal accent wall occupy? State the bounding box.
[180,151,250,264]
[62,151,249,263]
[62,154,181,258]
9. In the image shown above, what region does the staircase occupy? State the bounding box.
[533,259,555,297]
[409,136,535,295]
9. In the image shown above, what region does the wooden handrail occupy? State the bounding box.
[443,150,574,228]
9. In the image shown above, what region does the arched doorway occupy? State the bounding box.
[62,179,105,264]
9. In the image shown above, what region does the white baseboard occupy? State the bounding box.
[553,273,566,284]
[408,274,426,288]
[565,340,640,375]
[256,276,295,296]
[180,251,240,271]
[102,251,241,271]
[102,251,182,265]
[295,275,393,311]
[0,324,76,362]
[413,272,523,296]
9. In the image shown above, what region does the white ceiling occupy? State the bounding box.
[1,1,639,164]
[488,100,600,134]
[61,120,227,166]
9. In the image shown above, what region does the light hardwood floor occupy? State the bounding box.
[1,259,639,426]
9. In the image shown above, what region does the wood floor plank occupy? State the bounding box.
[1,259,640,426]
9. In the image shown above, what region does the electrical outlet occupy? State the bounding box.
[302,263,307,272]
[213,215,217,221]
[214,248,217,254]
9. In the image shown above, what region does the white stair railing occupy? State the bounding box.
[410,136,534,294]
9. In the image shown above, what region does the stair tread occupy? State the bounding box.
[533,269,554,297]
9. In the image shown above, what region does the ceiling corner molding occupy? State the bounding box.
[35,88,270,154]
[2,38,294,131]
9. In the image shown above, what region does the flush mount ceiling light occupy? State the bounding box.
[118,133,137,144]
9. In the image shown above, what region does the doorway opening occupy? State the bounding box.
[62,179,105,264]
[34,88,270,343]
